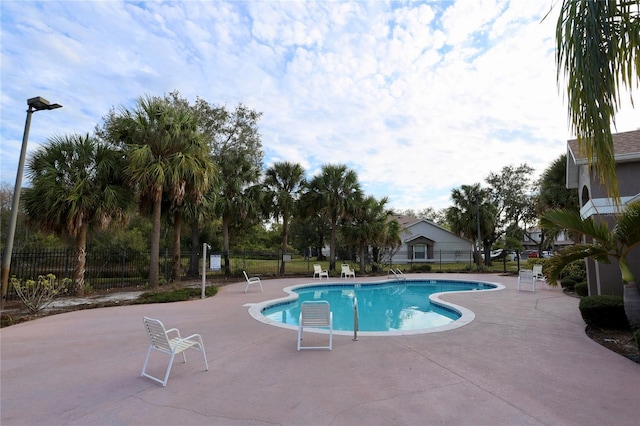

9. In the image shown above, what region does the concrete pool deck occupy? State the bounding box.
[1,273,638,425]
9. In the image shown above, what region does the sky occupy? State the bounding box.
[1,1,637,212]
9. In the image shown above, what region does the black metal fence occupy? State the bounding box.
[2,248,520,300]
[1,248,316,299]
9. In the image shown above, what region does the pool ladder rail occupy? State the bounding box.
[388,268,406,282]
[352,297,359,341]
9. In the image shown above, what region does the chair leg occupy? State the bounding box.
[199,341,209,371]
[297,326,303,351]
[141,345,153,378]
[161,353,177,387]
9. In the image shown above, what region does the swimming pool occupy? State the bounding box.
[249,279,504,336]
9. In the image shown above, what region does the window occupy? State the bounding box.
[413,244,426,260]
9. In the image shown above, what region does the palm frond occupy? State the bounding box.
[545,244,610,283]
[540,208,611,242]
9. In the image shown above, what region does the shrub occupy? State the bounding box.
[574,282,589,297]
[566,275,586,284]
[579,295,629,329]
[635,329,640,351]
[559,259,586,281]
[560,278,577,290]
[411,264,432,273]
[10,274,70,313]
[136,286,217,304]
[526,258,547,269]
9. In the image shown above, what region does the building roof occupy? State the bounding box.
[391,214,472,244]
[393,214,421,227]
[566,129,640,188]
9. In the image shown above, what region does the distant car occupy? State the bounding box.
[490,249,511,261]
[527,251,538,258]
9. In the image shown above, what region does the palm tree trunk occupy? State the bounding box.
[73,223,88,297]
[329,221,337,272]
[280,216,288,275]
[170,209,183,282]
[222,215,230,275]
[372,247,380,272]
[188,223,200,277]
[359,244,365,274]
[623,282,640,330]
[149,193,162,289]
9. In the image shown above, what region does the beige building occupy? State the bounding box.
[566,129,640,296]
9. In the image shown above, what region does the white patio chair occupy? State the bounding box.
[313,264,329,279]
[517,269,536,292]
[243,271,263,293]
[141,317,208,387]
[341,264,355,278]
[297,301,333,350]
[532,264,544,280]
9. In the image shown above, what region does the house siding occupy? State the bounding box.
[391,219,472,264]
[568,129,640,297]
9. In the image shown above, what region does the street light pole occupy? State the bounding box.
[1,97,62,309]
[476,196,482,270]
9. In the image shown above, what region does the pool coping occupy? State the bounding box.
[247,277,505,336]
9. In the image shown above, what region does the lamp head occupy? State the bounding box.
[27,96,62,111]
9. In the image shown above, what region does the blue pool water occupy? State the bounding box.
[261,280,496,332]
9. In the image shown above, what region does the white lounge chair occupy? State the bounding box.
[243,271,263,293]
[517,269,536,292]
[341,264,355,278]
[313,264,329,279]
[532,264,544,280]
[141,317,208,387]
[297,301,333,350]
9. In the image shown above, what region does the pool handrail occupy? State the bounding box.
[388,268,406,282]
[353,297,359,341]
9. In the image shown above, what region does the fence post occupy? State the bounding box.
[64,248,71,280]
[120,250,126,287]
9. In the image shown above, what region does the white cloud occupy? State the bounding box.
[1,0,636,213]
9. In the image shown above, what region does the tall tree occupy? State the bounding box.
[302,164,362,272]
[164,93,216,282]
[397,207,447,225]
[371,215,403,272]
[541,201,640,328]
[194,100,264,275]
[100,94,213,288]
[263,161,306,275]
[486,164,537,256]
[341,196,394,274]
[536,154,580,247]
[555,0,639,201]
[445,183,496,266]
[22,134,133,296]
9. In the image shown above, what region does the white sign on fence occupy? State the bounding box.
[210,254,221,271]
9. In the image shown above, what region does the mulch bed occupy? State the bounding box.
[586,325,639,364]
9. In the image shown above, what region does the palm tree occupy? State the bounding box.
[263,162,306,275]
[540,201,640,328]
[341,196,394,274]
[303,164,362,272]
[101,94,213,288]
[370,214,403,273]
[555,0,639,201]
[445,184,496,266]
[22,134,133,296]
